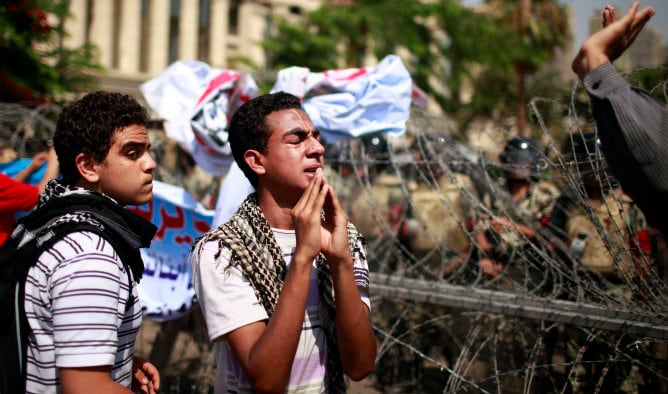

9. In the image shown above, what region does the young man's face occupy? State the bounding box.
[258,108,325,197]
[94,124,155,206]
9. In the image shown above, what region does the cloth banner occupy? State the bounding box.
[140,61,259,175]
[271,54,413,143]
[2,158,212,321]
[127,180,214,321]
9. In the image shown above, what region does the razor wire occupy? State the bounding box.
[1,67,667,393]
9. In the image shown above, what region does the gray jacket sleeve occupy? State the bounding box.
[583,61,668,192]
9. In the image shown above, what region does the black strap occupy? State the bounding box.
[0,222,137,394]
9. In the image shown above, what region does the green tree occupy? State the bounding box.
[0,0,102,104]
[262,0,501,115]
[478,0,571,137]
[625,67,668,102]
[261,0,570,137]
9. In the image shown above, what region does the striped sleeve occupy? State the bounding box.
[584,61,668,191]
[24,231,140,393]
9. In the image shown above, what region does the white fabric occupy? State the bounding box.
[212,162,255,227]
[140,60,214,150]
[140,61,259,175]
[271,54,413,143]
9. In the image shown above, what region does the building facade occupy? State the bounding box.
[63,0,321,95]
[589,8,664,71]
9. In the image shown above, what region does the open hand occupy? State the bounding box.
[572,1,655,80]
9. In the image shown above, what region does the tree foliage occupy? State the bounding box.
[0,0,102,104]
[475,0,571,136]
[262,0,571,133]
[263,0,501,113]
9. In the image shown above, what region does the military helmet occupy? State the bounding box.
[499,136,543,181]
[564,131,607,169]
[564,130,614,185]
[360,132,391,173]
[361,133,391,162]
[412,130,453,161]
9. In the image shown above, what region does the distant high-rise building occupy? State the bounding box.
[626,24,663,69]
[548,4,575,82]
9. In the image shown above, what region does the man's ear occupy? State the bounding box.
[75,152,100,184]
[244,150,266,176]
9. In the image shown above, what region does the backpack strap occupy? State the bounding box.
[1,222,138,394]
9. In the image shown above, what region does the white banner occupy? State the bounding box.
[271,54,413,143]
[127,181,214,321]
[140,61,259,175]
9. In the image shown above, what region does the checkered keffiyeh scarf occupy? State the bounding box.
[193,193,364,392]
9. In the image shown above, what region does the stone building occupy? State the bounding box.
[62,0,321,95]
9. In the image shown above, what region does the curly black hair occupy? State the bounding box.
[53,91,149,185]
[228,91,302,188]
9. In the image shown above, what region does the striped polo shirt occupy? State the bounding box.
[23,231,142,393]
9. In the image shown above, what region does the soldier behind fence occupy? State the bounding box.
[550,131,653,301]
[473,136,560,289]
[349,133,409,273]
[547,130,654,393]
[397,131,478,280]
[322,139,356,214]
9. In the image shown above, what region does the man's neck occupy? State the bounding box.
[256,189,296,230]
[508,179,530,202]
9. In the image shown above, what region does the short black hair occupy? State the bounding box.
[228,91,302,188]
[54,91,149,185]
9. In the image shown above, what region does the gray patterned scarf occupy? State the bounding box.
[193,193,364,392]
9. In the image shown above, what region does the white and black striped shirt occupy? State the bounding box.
[23,231,142,393]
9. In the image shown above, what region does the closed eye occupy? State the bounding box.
[284,128,320,144]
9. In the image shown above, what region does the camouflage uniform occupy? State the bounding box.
[407,172,478,276]
[549,187,651,393]
[349,170,409,273]
[476,179,560,289]
[350,172,405,239]
[551,187,647,298]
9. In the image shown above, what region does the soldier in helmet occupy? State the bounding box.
[474,136,560,288]
[550,130,651,295]
[398,130,479,279]
[547,130,654,393]
[349,133,408,273]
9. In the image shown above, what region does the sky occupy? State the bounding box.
[462,0,667,47]
[560,0,667,47]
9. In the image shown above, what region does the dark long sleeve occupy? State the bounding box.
[583,61,668,234]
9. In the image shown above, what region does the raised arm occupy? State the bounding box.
[15,148,60,193]
[572,2,655,80]
[13,151,48,184]
[570,1,668,234]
